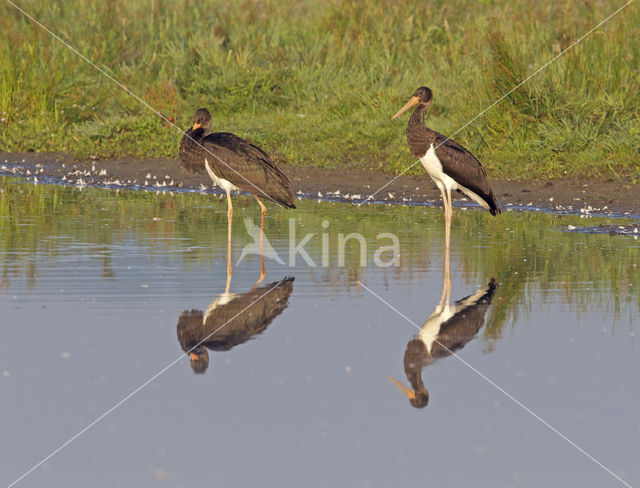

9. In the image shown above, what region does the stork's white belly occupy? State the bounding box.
[203,291,238,323]
[419,144,490,210]
[419,318,442,355]
[419,305,454,355]
[419,144,457,191]
[205,158,239,193]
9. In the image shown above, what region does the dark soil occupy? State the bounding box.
[2,152,639,217]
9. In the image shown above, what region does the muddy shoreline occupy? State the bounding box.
[2,152,639,217]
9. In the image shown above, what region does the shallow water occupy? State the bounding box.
[1,177,639,488]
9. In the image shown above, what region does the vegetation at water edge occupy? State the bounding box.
[1,0,639,180]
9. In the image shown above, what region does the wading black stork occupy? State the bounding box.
[389,243,498,408]
[177,277,295,374]
[389,278,498,408]
[392,87,500,248]
[179,108,295,279]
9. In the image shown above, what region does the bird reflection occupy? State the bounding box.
[177,276,295,374]
[390,246,498,408]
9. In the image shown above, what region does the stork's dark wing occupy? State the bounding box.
[202,132,295,208]
[176,278,294,353]
[430,279,498,358]
[205,278,294,351]
[434,134,500,215]
[205,278,294,346]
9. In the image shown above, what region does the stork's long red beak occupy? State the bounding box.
[392,96,419,120]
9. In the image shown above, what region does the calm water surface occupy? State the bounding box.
[1,178,639,487]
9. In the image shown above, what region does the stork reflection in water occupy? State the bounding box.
[177,274,295,374]
[389,245,498,408]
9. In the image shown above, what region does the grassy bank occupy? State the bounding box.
[1,0,639,180]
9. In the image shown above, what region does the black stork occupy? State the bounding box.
[179,108,295,278]
[389,242,498,408]
[389,278,498,408]
[392,87,500,248]
[177,277,295,374]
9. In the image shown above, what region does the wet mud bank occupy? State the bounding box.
[2,152,639,217]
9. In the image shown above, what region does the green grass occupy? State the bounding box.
[1,0,639,180]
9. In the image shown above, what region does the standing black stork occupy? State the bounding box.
[177,277,295,374]
[389,243,498,408]
[179,108,295,279]
[389,278,498,408]
[392,87,500,248]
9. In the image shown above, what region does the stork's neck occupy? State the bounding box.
[193,126,209,139]
[404,338,432,386]
[406,103,435,158]
[406,360,426,392]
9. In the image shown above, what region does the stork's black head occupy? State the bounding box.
[412,86,433,104]
[389,375,429,408]
[392,86,433,120]
[192,108,212,131]
[189,345,209,374]
[409,387,429,409]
